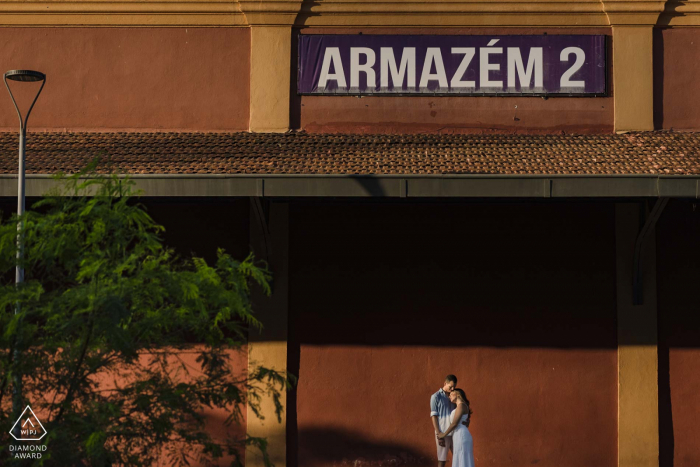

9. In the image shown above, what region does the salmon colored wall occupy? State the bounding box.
[654,28,700,130]
[141,348,248,467]
[0,347,248,467]
[657,199,700,467]
[288,201,618,467]
[0,28,250,132]
[294,28,613,134]
[125,199,252,467]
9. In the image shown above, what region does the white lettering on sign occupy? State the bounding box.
[350,47,376,90]
[318,47,346,90]
[480,39,503,89]
[560,47,586,88]
[420,48,449,89]
[380,47,416,89]
[310,39,596,94]
[507,47,543,88]
[450,48,476,88]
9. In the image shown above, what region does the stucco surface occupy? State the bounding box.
[288,201,618,467]
[150,348,249,467]
[0,197,252,465]
[250,27,294,132]
[295,27,613,134]
[654,28,700,130]
[0,28,250,131]
[612,26,654,131]
[657,199,700,467]
[119,199,252,467]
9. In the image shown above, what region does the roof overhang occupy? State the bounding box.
[1,174,699,198]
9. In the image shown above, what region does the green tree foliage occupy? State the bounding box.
[0,168,288,466]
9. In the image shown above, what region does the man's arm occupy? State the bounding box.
[430,393,441,433]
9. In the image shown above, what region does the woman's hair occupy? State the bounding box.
[454,388,474,416]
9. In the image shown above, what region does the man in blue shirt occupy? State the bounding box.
[430,375,458,467]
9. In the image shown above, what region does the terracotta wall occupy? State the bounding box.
[0,198,252,466]
[288,201,618,467]
[654,28,700,130]
[97,199,252,466]
[134,347,248,467]
[0,28,250,132]
[657,199,700,467]
[294,28,613,134]
[127,199,252,467]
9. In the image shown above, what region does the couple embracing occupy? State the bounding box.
[430,375,474,467]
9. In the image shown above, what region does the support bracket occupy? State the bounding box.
[250,197,273,290]
[632,197,668,305]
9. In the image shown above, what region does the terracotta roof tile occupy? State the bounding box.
[0,131,698,175]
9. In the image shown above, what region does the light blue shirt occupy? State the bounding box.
[430,388,455,436]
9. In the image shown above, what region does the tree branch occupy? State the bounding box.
[52,312,94,426]
[0,333,17,410]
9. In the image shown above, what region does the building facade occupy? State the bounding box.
[1,2,700,467]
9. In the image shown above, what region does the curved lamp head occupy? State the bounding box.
[3,69,46,130]
[4,70,46,83]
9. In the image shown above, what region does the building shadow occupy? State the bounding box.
[653,29,665,130]
[287,312,301,467]
[285,199,622,467]
[353,176,391,197]
[655,199,700,466]
[289,199,620,349]
[295,427,428,467]
[290,29,302,130]
[656,3,680,27]
[295,1,323,28]
[658,337,674,467]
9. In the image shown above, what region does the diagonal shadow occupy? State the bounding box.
[658,337,674,467]
[653,29,665,130]
[297,427,428,467]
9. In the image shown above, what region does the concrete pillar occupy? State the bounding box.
[612,26,655,132]
[615,203,659,467]
[246,201,289,467]
[240,0,303,132]
[602,0,666,131]
[249,26,293,132]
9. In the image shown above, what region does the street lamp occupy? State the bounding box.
[4,69,46,428]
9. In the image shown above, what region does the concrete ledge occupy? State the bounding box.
[1,174,699,198]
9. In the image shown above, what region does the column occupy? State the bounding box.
[246,200,290,467]
[603,0,666,131]
[249,27,293,132]
[612,26,655,131]
[240,0,303,132]
[615,203,659,467]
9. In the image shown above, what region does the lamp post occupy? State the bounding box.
[4,69,46,426]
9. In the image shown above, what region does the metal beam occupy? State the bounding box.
[1,174,699,199]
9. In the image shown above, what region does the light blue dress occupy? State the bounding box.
[449,408,474,467]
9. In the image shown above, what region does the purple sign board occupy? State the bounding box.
[298,35,606,96]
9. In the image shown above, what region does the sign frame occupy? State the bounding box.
[297,34,608,98]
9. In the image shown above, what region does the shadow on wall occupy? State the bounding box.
[289,201,619,349]
[290,29,301,130]
[657,199,700,467]
[658,340,674,467]
[286,201,621,467]
[298,427,428,467]
[653,29,665,129]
